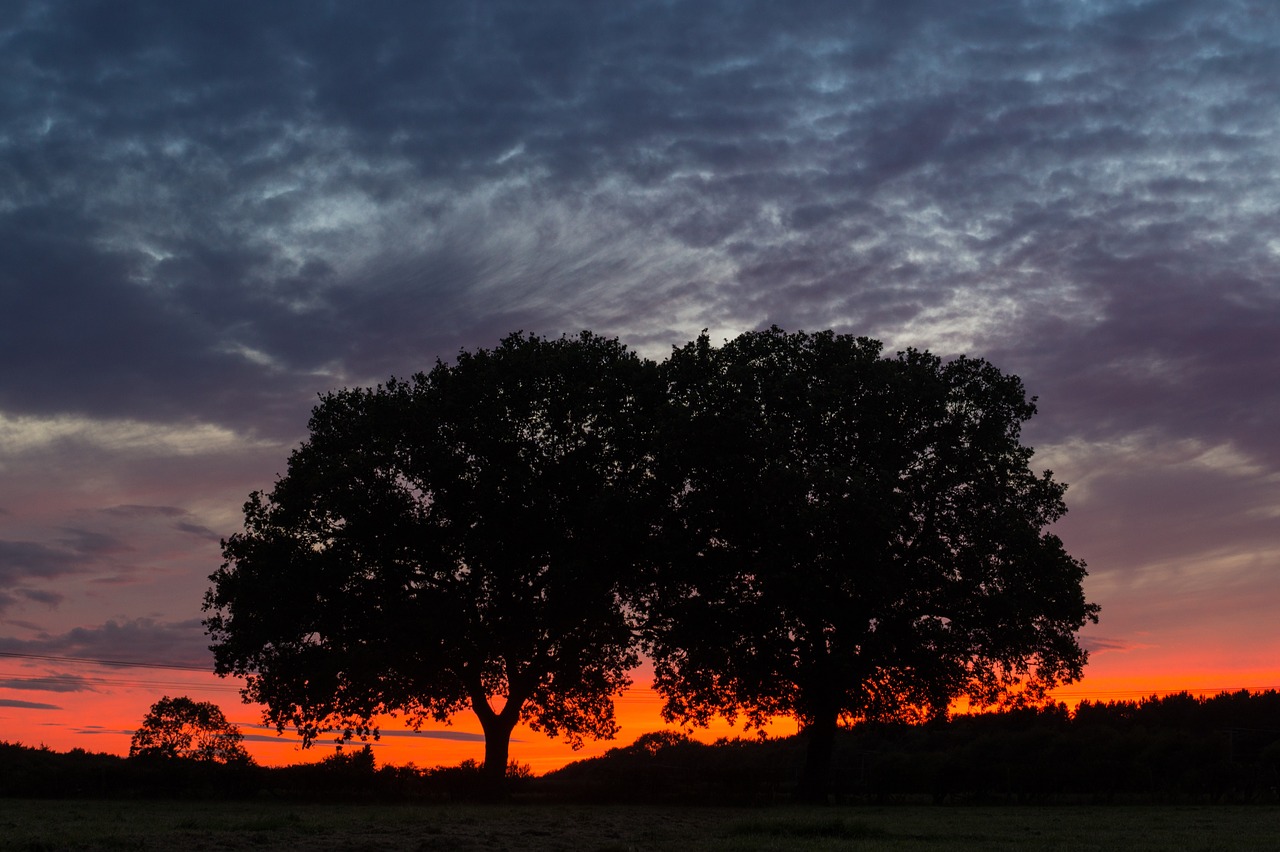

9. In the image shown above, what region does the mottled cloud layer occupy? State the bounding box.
[2,0,1278,747]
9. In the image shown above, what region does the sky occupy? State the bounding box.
[1,0,1278,773]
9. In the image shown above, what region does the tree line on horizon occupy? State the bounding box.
[203,326,1099,800]
[552,689,1280,805]
[4,689,1279,804]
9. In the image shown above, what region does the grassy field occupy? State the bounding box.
[0,799,1276,851]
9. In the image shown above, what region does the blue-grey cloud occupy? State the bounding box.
[0,589,63,613]
[0,673,96,693]
[238,732,348,747]
[0,698,62,710]
[0,539,87,612]
[375,729,493,743]
[242,723,494,743]
[72,726,131,736]
[0,618,213,669]
[2,0,1274,444]
[0,0,1278,738]
[0,540,83,584]
[1079,637,1138,655]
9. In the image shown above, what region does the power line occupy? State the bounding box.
[0,651,236,695]
[0,670,243,694]
[0,651,211,672]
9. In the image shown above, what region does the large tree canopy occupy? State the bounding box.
[204,331,660,781]
[644,328,1098,799]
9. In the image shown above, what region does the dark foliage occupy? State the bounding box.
[206,331,661,782]
[645,327,1098,798]
[205,326,1095,797]
[0,741,259,800]
[0,741,520,802]
[2,691,1277,803]
[544,691,1280,805]
[129,695,251,764]
[262,746,529,802]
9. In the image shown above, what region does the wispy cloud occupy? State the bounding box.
[0,618,213,669]
[0,673,97,693]
[0,699,62,711]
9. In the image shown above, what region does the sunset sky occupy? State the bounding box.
[2,1,1278,773]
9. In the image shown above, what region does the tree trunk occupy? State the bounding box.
[796,710,838,803]
[469,689,524,797]
[479,714,515,781]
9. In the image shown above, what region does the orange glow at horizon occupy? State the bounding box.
[0,669,794,773]
[5,660,1279,774]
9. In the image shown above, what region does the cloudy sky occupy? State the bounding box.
[2,0,1278,769]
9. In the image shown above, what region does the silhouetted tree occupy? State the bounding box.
[205,332,660,784]
[129,696,251,764]
[643,328,1098,800]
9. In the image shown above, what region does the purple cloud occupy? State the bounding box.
[0,699,62,711]
[0,0,1277,756]
[0,619,213,670]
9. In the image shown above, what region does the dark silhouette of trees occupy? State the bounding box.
[543,691,1280,805]
[129,696,251,764]
[6,692,1280,803]
[643,328,1098,800]
[205,331,660,784]
[204,325,1098,795]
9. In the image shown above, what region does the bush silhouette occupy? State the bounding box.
[129,696,252,764]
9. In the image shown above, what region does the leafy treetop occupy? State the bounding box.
[643,327,1098,797]
[129,695,252,764]
[205,331,661,780]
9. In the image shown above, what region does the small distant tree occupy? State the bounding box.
[129,696,252,763]
[319,743,377,775]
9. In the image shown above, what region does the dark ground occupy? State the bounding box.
[0,799,1277,851]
